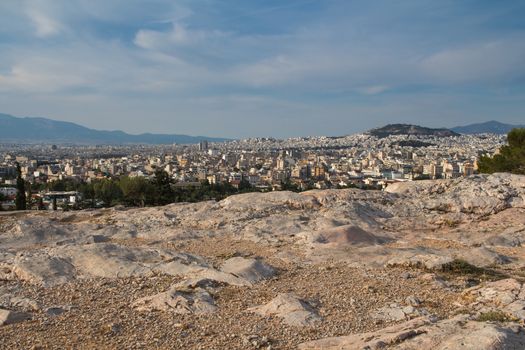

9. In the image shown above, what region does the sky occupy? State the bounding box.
[0,0,524,138]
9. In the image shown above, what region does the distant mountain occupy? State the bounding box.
[0,113,229,144]
[452,121,525,135]
[368,124,459,138]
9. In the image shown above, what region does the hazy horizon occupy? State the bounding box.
[1,112,522,140]
[1,1,524,138]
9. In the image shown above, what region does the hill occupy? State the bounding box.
[368,124,459,138]
[1,174,525,348]
[0,113,229,144]
[452,120,525,134]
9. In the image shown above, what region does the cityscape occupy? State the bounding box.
[0,129,506,210]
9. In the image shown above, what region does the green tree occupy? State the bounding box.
[151,170,173,205]
[15,162,27,210]
[47,178,80,192]
[119,176,154,207]
[79,182,96,208]
[478,128,525,175]
[281,180,300,192]
[93,179,123,207]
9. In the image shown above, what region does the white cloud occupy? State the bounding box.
[233,55,306,86]
[134,22,230,51]
[25,6,63,37]
[0,62,85,92]
[420,37,525,83]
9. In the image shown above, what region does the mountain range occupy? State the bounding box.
[0,113,229,144]
[1,113,523,144]
[451,120,525,134]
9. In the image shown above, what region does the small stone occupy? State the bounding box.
[403,306,416,314]
[401,272,412,279]
[0,308,31,326]
[406,296,422,306]
[107,322,122,334]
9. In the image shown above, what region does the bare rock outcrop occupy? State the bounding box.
[8,253,77,287]
[386,173,525,218]
[464,278,525,321]
[455,246,511,268]
[2,174,525,348]
[247,293,321,326]
[301,225,388,247]
[385,253,454,270]
[298,315,525,350]
[133,286,217,314]
[220,257,276,283]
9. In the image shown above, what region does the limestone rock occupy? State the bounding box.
[386,254,453,270]
[306,225,387,246]
[220,257,276,283]
[298,315,525,350]
[62,243,211,279]
[45,305,74,317]
[7,296,40,312]
[187,268,254,287]
[247,293,321,326]
[464,278,525,321]
[455,247,511,268]
[133,286,217,314]
[373,304,408,321]
[0,308,31,326]
[11,253,77,287]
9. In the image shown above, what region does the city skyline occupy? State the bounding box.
[1,1,524,138]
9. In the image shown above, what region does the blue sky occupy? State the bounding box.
[0,0,524,138]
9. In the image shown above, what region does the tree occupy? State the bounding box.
[281,180,300,192]
[93,179,123,207]
[478,128,525,175]
[47,178,80,192]
[25,181,33,209]
[79,182,96,208]
[15,162,26,210]
[151,170,173,205]
[119,176,153,207]
[238,179,253,192]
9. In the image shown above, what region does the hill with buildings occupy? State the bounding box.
[452,120,525,134]
[368,124,459,138]
[0,113,228,144]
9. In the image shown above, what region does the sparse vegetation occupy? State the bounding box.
[440,259,507,281]
[476,311,512,322]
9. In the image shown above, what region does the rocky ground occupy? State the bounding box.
[1,173,525,349]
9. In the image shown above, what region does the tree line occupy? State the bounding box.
[10,168,265,210]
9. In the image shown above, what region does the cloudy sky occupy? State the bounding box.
[0,0,524,138]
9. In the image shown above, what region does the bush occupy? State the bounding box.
[440,259,506,281]
[476,311,511,322]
